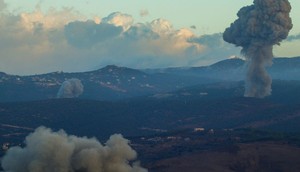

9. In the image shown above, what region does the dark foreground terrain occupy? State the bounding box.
[1,79,300,171]
[133,129,300,172]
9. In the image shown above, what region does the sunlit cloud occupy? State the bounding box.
[0,5,241,75]
[102,12,134,31]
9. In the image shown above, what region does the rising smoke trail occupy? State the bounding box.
[223,0,293,98]
[57,78,84,98]
[1,126,147,172]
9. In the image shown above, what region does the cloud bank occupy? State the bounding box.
[1,126,147,172]
[0,6,241,75]
[286,33,300,42]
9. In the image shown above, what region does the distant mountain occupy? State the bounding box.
[146,56,300,81]
[207,56,300,80]
[0,65,216,102]
[270,57,300,80]
[1,57,300,102]
[272,57,300,69]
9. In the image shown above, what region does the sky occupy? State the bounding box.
[0,0,299,75]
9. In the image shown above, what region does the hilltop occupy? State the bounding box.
[1,57,300,102]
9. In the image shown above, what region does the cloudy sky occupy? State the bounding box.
[0,0,299,75]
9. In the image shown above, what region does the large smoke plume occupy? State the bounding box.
[57,78,84,98]
[223,0,293,98]
[1,126,147,172]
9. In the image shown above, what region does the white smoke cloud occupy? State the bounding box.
[1,126,147,172]
[57,78,84,98]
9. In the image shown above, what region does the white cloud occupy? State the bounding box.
[0,7,83,74]
[102,12,134,31]
[0,9,241,75]
[19,7,83,31]
[150,18,173,35]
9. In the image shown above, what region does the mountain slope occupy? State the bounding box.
[0,65,215,102]
[1,57,300,102]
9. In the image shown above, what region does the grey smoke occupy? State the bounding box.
[1,126,147,172]
[57,78,84,98]
[223,0,293,98]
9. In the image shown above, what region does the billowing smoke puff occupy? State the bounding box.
[223,0,293,98]
[57,78,84,98]
[1,126,148,172]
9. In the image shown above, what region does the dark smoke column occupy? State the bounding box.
[223,0,293,98]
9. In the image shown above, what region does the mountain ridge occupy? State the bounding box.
[1,56,300,77]
[1,57,300,102]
